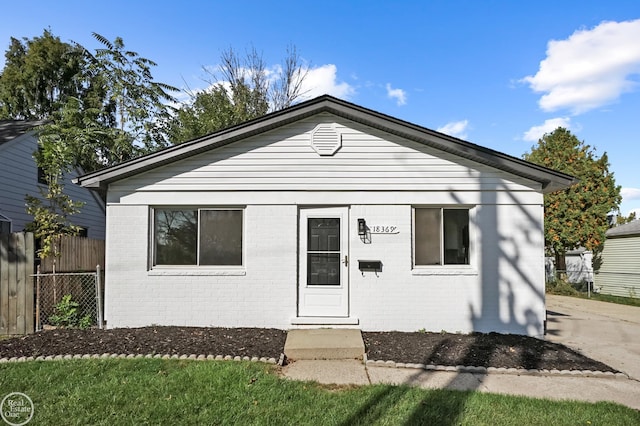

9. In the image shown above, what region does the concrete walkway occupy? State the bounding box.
[283,361,640,410]
[282,296,640,410]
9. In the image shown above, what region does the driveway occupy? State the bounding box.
[546,294,640,380]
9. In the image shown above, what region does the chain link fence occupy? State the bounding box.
[33,267,103,331]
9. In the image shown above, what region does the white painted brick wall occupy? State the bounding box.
[105,204,297,329]
[105,200,545,336]
[348,203,545,336]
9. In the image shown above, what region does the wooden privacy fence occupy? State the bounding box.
[0,232,35,335]
[40,235,105,273]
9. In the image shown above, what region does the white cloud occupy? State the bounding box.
[616,188,640,218]
[437,120,469,139]
[522,117,571,142]
[386,83,407,106]
[621,187,640,200]
[522,19,640,114]
[298,64,355,100]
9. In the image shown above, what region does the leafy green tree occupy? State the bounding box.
[12,31,177,257]
[164,85,239,144]
[615,211,636,226]
[56,33,179,169]
[1,30,178,170]
[166,46,308,143]
[84,33,178,154]
[25,131,83,259]
[0,29,85,119]
[523,128,621,272]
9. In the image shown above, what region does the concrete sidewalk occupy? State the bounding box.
[282,295,640,410]
[282,360,640,410]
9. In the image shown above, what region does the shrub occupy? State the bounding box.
[546,279,580,296]
[49,295,93,329]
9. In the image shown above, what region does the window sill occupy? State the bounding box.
[148,268,246,276]
[412,266,478,276]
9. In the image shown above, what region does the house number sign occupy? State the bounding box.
[369,225,399,234]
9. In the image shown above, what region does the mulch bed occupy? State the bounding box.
[363,331,617,372]
[0,327,617,372]
[0,327,287,359]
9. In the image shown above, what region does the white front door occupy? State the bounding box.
[298,207,349,317]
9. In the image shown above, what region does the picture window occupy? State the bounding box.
[153,208,243,266]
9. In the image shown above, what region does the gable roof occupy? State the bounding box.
[0,120,46,147]
[74,95,577,193]
[606,220,640,238]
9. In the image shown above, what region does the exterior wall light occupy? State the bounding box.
[358,218,367,236]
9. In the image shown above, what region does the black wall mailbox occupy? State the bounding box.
[358,260,382,272]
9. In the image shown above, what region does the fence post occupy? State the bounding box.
[96,264,103,329]
[0,233,8,335]
[24,232,34,334]
[35,264,41,332]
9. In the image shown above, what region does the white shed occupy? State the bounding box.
[75,96,576,337]
[595,220,640,298]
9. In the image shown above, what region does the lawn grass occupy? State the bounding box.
[1,360,638,425]
[581,292,640,307]
[547,280,640,307]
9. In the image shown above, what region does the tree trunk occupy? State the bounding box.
[555,251,567,281]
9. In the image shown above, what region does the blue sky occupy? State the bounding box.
[2,1,639,215]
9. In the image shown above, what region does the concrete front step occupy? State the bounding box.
[284,329,365,360]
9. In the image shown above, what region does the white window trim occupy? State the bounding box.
[411,206,478,275]
[148,267,246,276]
[149,206,246,274]
[411,266,478,276]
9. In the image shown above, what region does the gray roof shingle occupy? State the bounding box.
[607,220,640,237]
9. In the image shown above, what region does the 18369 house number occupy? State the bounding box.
[369,225,399,234]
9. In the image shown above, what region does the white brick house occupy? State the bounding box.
[75,96,575,337]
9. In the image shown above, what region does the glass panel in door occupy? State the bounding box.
[307,218,340,285]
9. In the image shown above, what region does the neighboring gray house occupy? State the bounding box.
[0,120,105,239]
[595,220,640,298]
[76,96,575,337]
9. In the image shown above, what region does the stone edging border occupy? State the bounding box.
[364,356,630,380]
[0,353,630,380]
[0,353,281,365]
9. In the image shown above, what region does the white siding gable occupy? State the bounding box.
[110,114,541,196]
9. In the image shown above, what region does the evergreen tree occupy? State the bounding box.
[524,128,621,272]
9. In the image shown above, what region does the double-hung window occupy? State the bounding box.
[414,207,470,266]
[153,208,243,266]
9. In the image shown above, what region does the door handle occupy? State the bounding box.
[343,255,348,267]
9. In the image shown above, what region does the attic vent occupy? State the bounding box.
[311,123,341,156]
